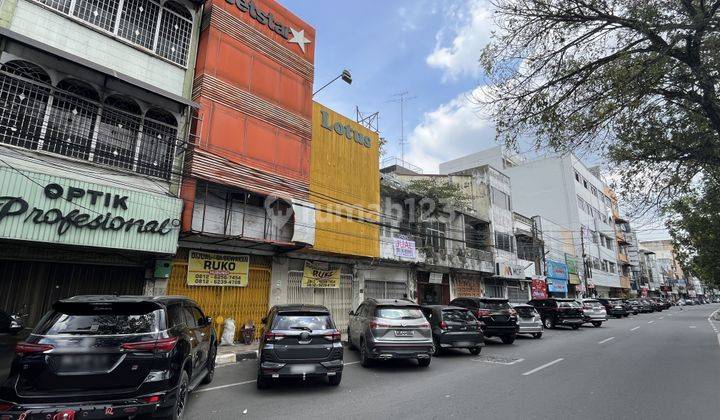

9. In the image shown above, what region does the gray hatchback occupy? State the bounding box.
[348,298,433,367]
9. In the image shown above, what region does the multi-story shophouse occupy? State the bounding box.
[0,0,203,325]
[169,0,319,335]
[442,147,623,298]
[377,166,496,305]
[534,216,583,297]
[605,187,640,297]
[640,239,687,298]
[638,248,664,296]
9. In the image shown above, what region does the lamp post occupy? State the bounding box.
[313,69,352,96]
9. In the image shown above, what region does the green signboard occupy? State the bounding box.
[0,167,182,254]
[565,253,580,275]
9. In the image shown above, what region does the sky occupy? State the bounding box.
[282,0,497,173]
[280,0,669,242]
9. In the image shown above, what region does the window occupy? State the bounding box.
[590,229,598,244]
[424,221,446,251]
[575,171,580,182]
[606,237,614,250]
[608,262,617,274]
[183,306,198,328]
[491,187,511,210]
[0,62,180,180]
[583,179,588,189]
[466,222,487,250]
[591,185,597,196]
[166,304,184,328]
[273,313,333,330]
[592,257,601,270]
[495,232,514,252]
[375,307,424,319]
[31,0,193,67]
[601,260,608,272]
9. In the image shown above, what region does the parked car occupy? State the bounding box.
[637,299,654,313]
[578,299,608,327]
[648,298,664,312]
[0,295,217,420]
[597,298,629,318]
[0,310,23,335]
[624,300,640,315]
[257,304,343,388]
[420,305,485,355]
[449,297,519,344]
[510,303,543,339]
[348,298,433,367]
[527,298,584,329]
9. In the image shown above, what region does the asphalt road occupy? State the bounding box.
[186,304,720,420]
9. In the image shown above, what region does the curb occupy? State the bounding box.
[215,350,258,366]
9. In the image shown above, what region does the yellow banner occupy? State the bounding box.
[301,262,340,288]
[187,251,250,287]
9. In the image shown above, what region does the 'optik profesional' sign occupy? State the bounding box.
[0,167,182,254]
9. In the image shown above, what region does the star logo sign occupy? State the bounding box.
[288,27,311,53]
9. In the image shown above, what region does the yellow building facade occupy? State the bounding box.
[309,102,380,258]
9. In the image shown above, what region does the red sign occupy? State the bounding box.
[531,279,548,299]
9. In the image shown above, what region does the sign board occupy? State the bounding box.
[393,236,416,259]
[429,272,444,284]
[547,278,568,293]
[0,167,181,254]
[531,278,548,299]
[565,254,580,275]
[568,274,581,285]
[187,251,250,287]
[546,260,569,281]
[301,261,340,288]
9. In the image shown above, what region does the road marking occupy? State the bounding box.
[344,361,361,366]
[668,314,673,317]
[648,321,655,324]
[473,357,524,365]
[522,358,564,376]
[598,337,615,344]
[689,326,697,329]
[197,379,256,392]
[659,317,664,320]
[630,326,640,331]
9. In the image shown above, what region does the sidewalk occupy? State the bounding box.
[216,342,258,366]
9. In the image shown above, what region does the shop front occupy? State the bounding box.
[451,272,485,300]
[417,271,450,305]
[0,166,182,326]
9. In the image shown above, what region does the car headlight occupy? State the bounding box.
[10,321,19,328]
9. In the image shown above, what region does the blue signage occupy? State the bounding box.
[546,260,569,281]
[547,278,568,293]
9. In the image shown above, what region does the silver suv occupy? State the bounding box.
[347,298,433,367]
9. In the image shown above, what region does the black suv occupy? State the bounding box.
[448,297,519,344]
[420,305,484,355]
[528,298,584,329]
[257,304,343,389]
[0,295,217,420]
[597,298,629,318]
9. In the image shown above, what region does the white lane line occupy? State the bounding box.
[689,326,697,329]
[344,361,361,366]
[522,358,564,376]
[668,314,673,317]
[630,326,640,331]
[197,379,256,392]
[473,358,524,365]
[598,337,615,344]
[659,317,664,320]
[648,321,655,324]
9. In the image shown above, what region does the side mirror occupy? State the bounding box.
[203,316,212,326]
[348,310,354,316]
[261,317,267,324]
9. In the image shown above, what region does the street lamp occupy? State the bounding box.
[313,69,352,96]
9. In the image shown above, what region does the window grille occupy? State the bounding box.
[74,0,119,32]
[43,79,100,160]
[157,1,193,66]
[95,95,142,171]
[30,0,192,67]
[0,61,51,151]
[118,0,161,50]
[138,108,176,178]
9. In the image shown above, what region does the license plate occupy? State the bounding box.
[459,326,467,331]
[58,355,111,371]
[289,364,314,374]
[394,330,413,337]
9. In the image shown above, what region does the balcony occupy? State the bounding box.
[620,275,631,289]
[618,252,629,264]
[616,231,630,245]
[417,245,494,273]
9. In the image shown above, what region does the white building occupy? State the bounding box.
[441,147,623,297]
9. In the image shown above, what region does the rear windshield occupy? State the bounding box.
[479,301,511,310]
[442,309,475,322]
[558,301,580,308]
[583,301,602,308]
[273,313,333,331]
[36,304,164,335]
[376,306,424,320]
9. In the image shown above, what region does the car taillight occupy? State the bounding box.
[323,330,341,342]
[439,321,448,330]
[15,342,53,356]
[508,309,517,316]
[369,321,391,329]
[121,337,178,353]
[0,402,13,411]
[476,309,491,317]
[263,332,285,342]
[141,395,161,404]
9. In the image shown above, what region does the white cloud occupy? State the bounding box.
[405,86,497,173]
[426,0,493,81]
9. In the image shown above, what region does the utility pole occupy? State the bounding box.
[388,91,416,163]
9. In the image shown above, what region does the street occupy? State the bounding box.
[187,304,720,420]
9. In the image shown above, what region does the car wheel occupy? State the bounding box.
[532,332,543,339]
[256,370,270,389]
[543,318,554,329]
[167,370,189,420]
[418,357,431,367]
[328,372,342,386]
[469,347,482,355]
[571,325,580,330]
[200,344,216,385]
[360,339,373,368]
[500,335,516,344]
[591,322,602,328]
